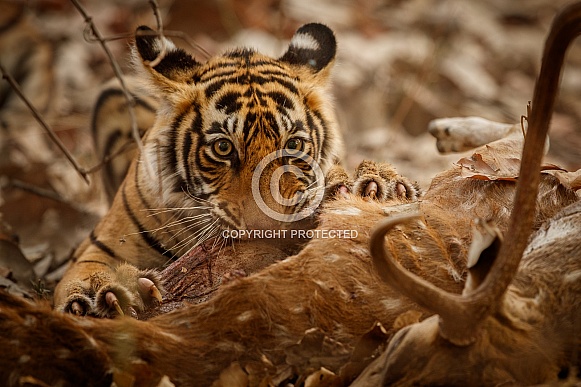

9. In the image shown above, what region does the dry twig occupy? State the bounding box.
[69,0,144,157]
[0,64,89,184]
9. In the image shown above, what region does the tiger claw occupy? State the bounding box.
[106,291,124,316]
[337,184,350,199]
[70,301,86,316]
[364,181,378,200]
[396,182,407,198]
[138,277,163,303]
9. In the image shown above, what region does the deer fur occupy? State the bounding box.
[0,151,577,386]
[365,2,581,386]
[1,6,581,387]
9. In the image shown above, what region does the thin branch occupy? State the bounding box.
[146,0,167,68]
[2,178,68,205]
[83,139,137,175]
[0,64,89,184]
[83,29,211,60]
[1,178,95,215]
[165,30,211,59]
[70,0,144,157]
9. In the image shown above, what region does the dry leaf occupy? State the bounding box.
[456,153,519,181]
[456,148,567,182]
[337,322,391,384]
[545,169,581,192]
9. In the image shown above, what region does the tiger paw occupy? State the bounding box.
[58,263,163,318]
[324,164,352,200]
[351,160,421,202]
[323,161,421,203]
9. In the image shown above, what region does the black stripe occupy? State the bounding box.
[311,108,327,160]
[101,129,123,182]
[205,80,227,99]
[185,104,203,188]
[251,75,299,95]
[305,110,317,157]
[289,120,305,135]
[225,48,255,59]
[199,65,239,82]
[218,202,238,224]
[89,230,119,260]
[207,121,225,136]
[268,91,295,110]
[204,73,299,100]
[242,112,257,138]
[199,70,239,85]
[167,107,191,193]
[261,112,280,142]
[197,155,223,175]
[252,61,287,71]
[91,88,156,136]
[215,91,243,114]
[121,183,175,260]
[182,131,193,184]
[133,162,161,224]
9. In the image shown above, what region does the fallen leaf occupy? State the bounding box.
[456,153,518,181]
[545,169,581,192]
[337,322,391,384]
[456,151,567,182]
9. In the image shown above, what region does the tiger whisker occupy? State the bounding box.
[120,215,214,243]
[305,177,325,192]
[165,217,215,243]
[210,229,226,251]
[182,185,214,205]
[137,215,214,237]
[155,214,213,230]
[142,206,212,217]
[176,220,221,257]
[170,218,220,253]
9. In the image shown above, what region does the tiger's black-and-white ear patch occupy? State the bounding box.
[135,26,199,83]
[280,23,336,72]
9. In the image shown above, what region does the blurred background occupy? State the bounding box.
[0,0,580,294]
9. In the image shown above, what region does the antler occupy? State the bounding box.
[370,2,581,346]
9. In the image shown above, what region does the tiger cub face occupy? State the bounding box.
[133,24,343,234]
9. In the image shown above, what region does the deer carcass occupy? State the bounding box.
[364,2,581,386]
[1,7,581,387]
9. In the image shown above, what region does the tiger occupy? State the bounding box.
[53,23,346,317]
[91,76,158,203]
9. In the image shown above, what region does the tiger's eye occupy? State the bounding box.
[213,139,234,157]
[285,138,303,153]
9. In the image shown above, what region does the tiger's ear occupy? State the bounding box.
[280,23,336,77]
[133,26,199,91]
